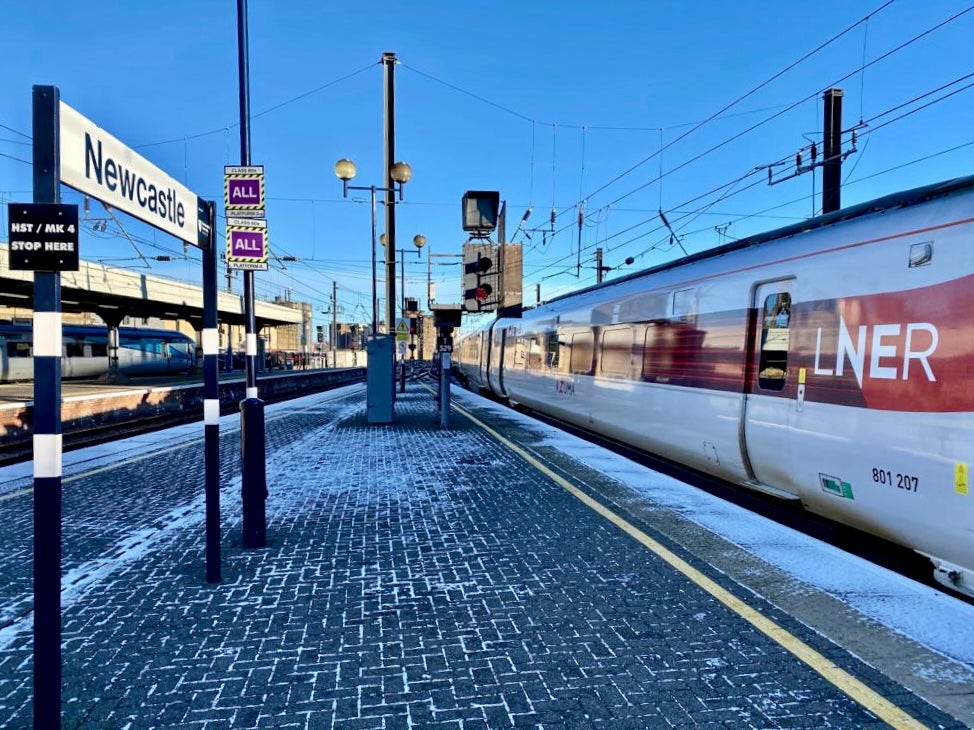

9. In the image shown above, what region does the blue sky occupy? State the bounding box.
[2,1,973,333]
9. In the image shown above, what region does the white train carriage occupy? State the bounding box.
[0,324,197,382]
[456,175,974,598]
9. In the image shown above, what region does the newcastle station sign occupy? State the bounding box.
[58,101,199,245]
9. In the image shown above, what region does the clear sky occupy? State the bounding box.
[2,1,973,334]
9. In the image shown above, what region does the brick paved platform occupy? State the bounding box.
[0,382,970,728]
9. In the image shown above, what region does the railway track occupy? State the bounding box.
[0,369,366,467]
[1,406,212,467]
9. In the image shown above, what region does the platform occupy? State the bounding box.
[0,382,972,728]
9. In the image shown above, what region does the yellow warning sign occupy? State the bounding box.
[395,318,409,341]
[956,462,969,495]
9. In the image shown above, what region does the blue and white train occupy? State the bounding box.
[0,323,197,382]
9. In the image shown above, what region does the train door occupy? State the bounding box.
[740,279,800,499]
[486,325,503,395]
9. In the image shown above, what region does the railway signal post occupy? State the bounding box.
[432,305,462,429]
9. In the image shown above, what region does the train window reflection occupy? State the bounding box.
[544,331,560,369]
[758,292,790,391]
[570,331,594,374]
[600,327,632,378]
[527,336,543,370]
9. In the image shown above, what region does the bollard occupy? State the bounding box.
[439,351,451,428]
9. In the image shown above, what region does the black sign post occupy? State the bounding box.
[237,0,268,549]
[30,84,63,730]
[199,199,222,583]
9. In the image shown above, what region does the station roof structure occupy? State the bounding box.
[0,243,301,330]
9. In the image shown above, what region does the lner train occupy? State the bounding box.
[0,323,197,382]
[456,175,974,599]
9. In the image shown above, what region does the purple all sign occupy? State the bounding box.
[227,178,262,207]
[231,229,265,259]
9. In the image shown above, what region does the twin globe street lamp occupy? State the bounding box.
[334,157,412,338]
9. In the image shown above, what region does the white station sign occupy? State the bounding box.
[58,101,199,245]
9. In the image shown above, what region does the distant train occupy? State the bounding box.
[0,323,197,382]
[456,175,974,599]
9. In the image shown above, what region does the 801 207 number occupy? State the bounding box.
[872,468,919,492]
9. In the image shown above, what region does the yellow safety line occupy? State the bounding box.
[0,488,32,504]
[452,400,928,730]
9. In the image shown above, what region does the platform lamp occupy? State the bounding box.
[334,158,412,338]
[380,232,427,319]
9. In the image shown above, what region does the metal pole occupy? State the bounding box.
[498,202,506,315]
[237,0,266,548]
[331,280,338,368]
[382,51,397,334]
[201,200,221,583]
[439,351,451,428]
[32,83,62,730]
[822,87,843,214]
[224,268,233,372]
[399,250,407,391]
[370,186,378,336]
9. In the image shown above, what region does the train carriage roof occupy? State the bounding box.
[0,323,195,343]
[542,173,974,307]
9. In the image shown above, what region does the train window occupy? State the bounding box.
[64,341,85,357]
[544,331,560,369]
[909,241,933,268]
[570,331,594,374]
[504,329,518,369]
[672,288,697,318]
[513,336,527,367]
[7,342,31,358]
[758,292,791,391]
[516,334,543,370]
[641,323,660,380]
[526,336,543,370]
[600,327,632,378]
[641,320,684,382]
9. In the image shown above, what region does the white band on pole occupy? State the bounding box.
[32,312,62,357]
[204,399,220,425]
[33,434,63,478]
[246,333,258,356]
[202,328,219,356]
